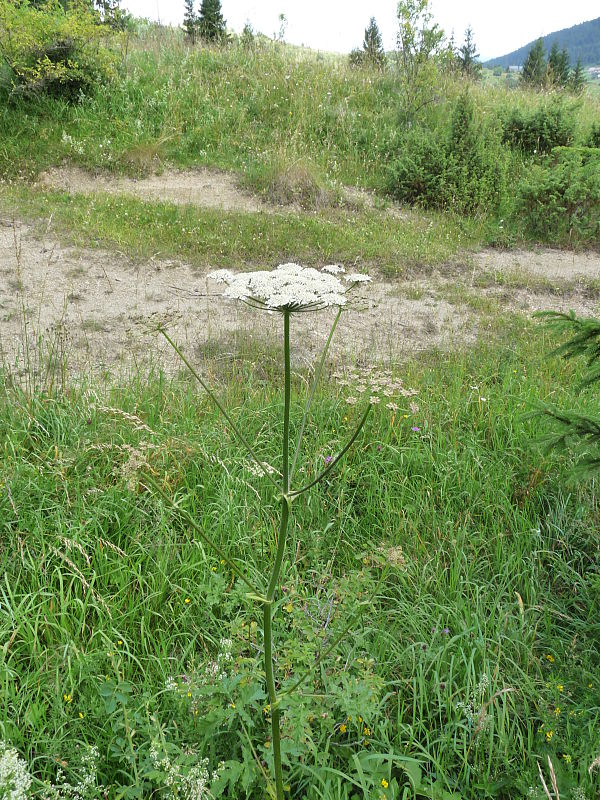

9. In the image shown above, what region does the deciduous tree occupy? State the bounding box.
[396,0,444,122]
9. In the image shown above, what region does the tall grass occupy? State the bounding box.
[1,322,599,798]
[1,28,598,189]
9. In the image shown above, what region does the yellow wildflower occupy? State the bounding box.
[339,724,347,733]
[184,598,191,604]
[381,778,389,789]
[554,707,561,716]
[563,754,572,764]
[546,730,554,742]
[546,654,555,663]
[557,684,563,692]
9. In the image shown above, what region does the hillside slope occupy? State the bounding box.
[485,16,600,67]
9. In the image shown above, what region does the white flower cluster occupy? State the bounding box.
[0,743,32,800]
[334,366,418,411]
[150,742,223,800]
[244,459,278,477]
[204,637,233,681]
[207,263,371,312]
[455,674,491,735]
[43,746,102,800]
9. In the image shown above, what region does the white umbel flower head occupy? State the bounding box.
[207,263,371,313]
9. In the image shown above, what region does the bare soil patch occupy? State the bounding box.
[38,166,268,213]
[1,219,599,380]
[37,165,410,218]
[474,248,600,281]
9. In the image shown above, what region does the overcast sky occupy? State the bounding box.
[121,1,600,61]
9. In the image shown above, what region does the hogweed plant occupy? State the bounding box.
[157,262,373,800]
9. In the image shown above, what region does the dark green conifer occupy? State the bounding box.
[457,26,482,79]
[362,17,386,69]
[521,38,546,89]
[570,59,586,94]
[183,0,196,43]
[198,0,226,42]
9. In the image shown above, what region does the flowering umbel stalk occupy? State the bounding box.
[160,263,372,800]
[262,309,291,800]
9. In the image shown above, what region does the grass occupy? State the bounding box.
[1,320,599,799]
[0,185,479,272]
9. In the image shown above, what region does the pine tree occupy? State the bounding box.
[548,41,561,83]
[521,38,546,89]
[183,0,196,43]
[94,0,128,30]
[547,42,570,87]
[570,59,586,94]
[557,47,571,86]
[362,17,386,69]
[457,25,481,79]
[198,0,226,42]
[537,311,600,475]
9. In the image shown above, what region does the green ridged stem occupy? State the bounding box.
[263,309,291,800]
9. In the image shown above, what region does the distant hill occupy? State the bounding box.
[485,17,600,68]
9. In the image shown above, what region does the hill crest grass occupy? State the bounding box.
[1,28,599,249]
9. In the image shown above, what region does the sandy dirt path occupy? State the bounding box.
[1,216,599,382]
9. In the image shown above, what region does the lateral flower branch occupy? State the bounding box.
[160,262,372,800]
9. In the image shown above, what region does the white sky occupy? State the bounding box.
[121,1,600,61]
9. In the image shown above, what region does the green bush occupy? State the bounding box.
[0,0,120,102]
[385,126,448,208]
[502,100,576,155]
[515,146,600,244]
[445,90,506,213]
[587,121,600,148]
[386,91,506,214]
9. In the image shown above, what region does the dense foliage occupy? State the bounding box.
[0,0,121,101]
[515,147,600,244]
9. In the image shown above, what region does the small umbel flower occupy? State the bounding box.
[0,742,32,800]
[207,263,371,313]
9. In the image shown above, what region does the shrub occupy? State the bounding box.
[502,100,576,155]
[0,0,120,102]
[587,121,600,148]
[515,147,600,244]
[386,92,506,214]
[445,90,506,213]
[385,126,448,208]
